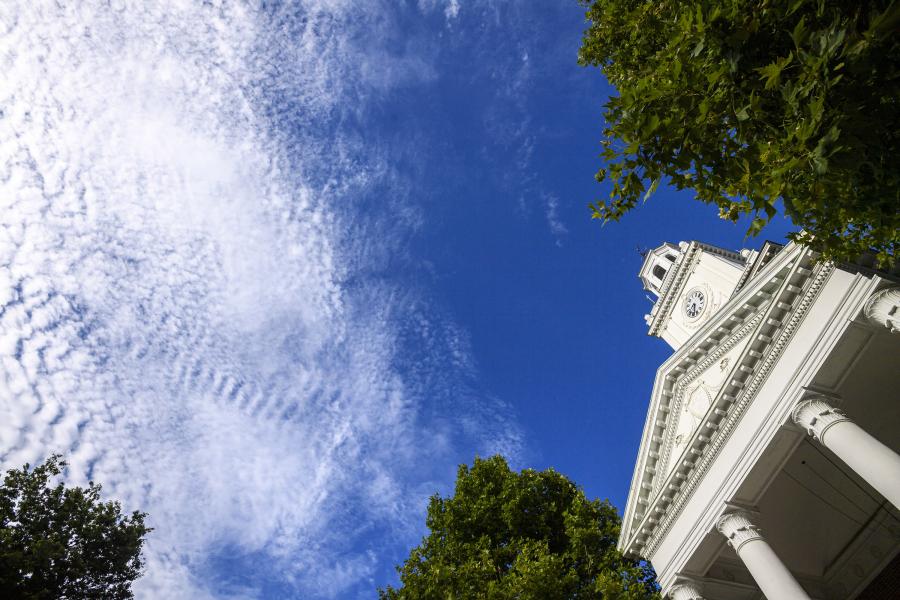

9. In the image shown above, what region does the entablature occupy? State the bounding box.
[619,242,832,559]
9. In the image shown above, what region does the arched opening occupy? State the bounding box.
[652,265,667,281]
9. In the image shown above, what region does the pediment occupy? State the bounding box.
[655,318,760,487]
[619,242,830,558]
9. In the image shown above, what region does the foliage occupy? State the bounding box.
[578,0,900,265]
[0,454,151,599]
[379,456,659,599]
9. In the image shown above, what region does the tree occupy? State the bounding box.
[578,0,900,265]
[0,454,151,599]
[379,456,658,599]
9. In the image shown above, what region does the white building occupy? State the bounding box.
[620,240,900,599]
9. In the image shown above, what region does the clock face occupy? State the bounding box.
[684,289,706,319]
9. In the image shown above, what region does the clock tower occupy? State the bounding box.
[640,241,749,350]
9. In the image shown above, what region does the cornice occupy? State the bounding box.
[619,243,796,549]
[619,242,831,556]
[653,310,766,497]
[732,242,783,296]
[634,256,832,558]
[653,268,881,591]
[648,242,745,336]
[647,243,700,336]
[619,245,798,547]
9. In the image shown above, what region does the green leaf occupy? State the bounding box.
[748,216,767,235]
[381,456,661,598]
[756,53,793,90]
[578,0,900,263]
[691,39,705,58]
[791,16,807,49]
[787,0,807,17]
[644,177,661,202]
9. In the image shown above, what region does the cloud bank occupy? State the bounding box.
[0,2,520,597]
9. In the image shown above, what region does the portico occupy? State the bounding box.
[620,240,900,599]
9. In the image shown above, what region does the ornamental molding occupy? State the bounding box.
[648,242,744,336]
[653,309,766,496]
[732,242,783,296]
[716,509,764,553]
[622,247,833,558]
[791,396,851,443]
[669,580,705,600]
[639,258,833,557]
[863,285,900,333]
[648,243,703,336]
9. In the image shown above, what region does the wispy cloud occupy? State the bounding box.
[417,0,461,24]
[468,10,564,242]
[0,2,519,598]
[543,194,569,245]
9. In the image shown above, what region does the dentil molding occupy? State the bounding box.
[634,256,833,558]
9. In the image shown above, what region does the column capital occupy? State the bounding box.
[669,579,704,600]
[716,509,763,552]
[863,286,900,333]
[792,395,851,443]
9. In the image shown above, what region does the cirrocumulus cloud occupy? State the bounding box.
[0,1,520,597]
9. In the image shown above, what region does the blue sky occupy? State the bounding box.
[0,1,797,598]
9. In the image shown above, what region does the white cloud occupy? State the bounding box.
[446,0,461,21]
[544,194,569,245]
[417,0,461,23]
[0,2,519,598]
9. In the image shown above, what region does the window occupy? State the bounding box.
[652,265,667,280]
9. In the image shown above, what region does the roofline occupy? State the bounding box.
[618,241,812,556]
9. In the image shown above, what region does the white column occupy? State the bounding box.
[792,396,900,509]
[716,510,810,600]
[863,286,900,333]
[669,580,705,600]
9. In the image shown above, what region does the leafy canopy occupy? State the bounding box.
[0,454,151,600]
[578,0,900,265]
[380,455,658,599]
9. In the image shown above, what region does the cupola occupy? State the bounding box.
[639,243,682,297]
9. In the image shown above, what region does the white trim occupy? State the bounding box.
[638,254,828,558]
[653,271,883,590]
[619,242,811,551]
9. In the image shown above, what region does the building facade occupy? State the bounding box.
[620,240,900,599]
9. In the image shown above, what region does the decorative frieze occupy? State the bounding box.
[653,310,766,493]
[632,255,832,558]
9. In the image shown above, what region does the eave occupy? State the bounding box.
[619,242,828,558]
